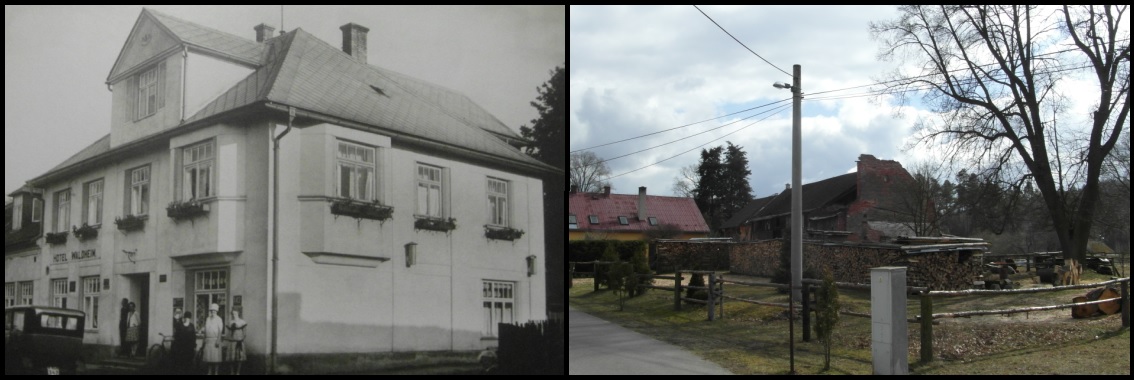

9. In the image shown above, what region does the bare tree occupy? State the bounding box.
[871,5,1130,264]
[888,161,947,236]
[570,151,612,193]
[671,164,699,198]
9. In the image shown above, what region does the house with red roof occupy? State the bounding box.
[569,186,710,241]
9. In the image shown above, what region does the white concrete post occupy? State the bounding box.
[871,267,908,375]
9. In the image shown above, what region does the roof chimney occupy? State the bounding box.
[785,183,790,190]
[602,186,611,198]
[339,23,370,64]
[638,186,647,221]
[570,184,578,194]
[254,23,275,43]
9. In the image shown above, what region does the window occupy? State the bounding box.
[487,178,509,226]
[12,196,22,230]
[31,198,42,223]
[18,282,33,306]
[51,279,68,309]
[182,141,215,200]
[134,62,166,120]
[82,277,100,330]
[618,216,629,225]
[588,215,599,224]
[5,283,14,308]
[54,189,70,232]
[416,164,444,218]
[648,217,658,226]
[482,281,515,337]
[194,269,227,329]
[336,141,376,201]
[127,166,150,216]
[568,215,577,229]
[84,179,104,226]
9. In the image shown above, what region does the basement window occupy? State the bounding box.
[648,217,658,226]
[569,215,577,230]
[588,215,599,224]
[618,216,629,225]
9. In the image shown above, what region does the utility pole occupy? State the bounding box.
[774,63,803,375]
[791,64,802,304]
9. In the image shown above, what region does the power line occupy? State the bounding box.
[603,104,789,181]
[693,5,793,78]
[582,103,790,168]
[570,98,791,153]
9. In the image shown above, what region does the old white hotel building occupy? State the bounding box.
[4,8,554,374]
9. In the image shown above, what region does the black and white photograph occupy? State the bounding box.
[6,5,564,375]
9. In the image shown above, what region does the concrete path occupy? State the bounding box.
[568,305,733,375]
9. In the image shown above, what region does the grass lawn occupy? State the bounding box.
[569,266,1130,375]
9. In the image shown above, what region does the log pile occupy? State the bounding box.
[1071,286,1122,319]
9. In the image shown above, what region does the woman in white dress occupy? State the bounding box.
[202,303,225,375]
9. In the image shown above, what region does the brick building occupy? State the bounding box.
[721,154,925,242]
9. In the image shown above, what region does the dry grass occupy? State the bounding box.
[569,266,1130,375]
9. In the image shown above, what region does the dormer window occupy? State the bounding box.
[618,216,629,225]
[133,62,166,121]
[588,215,599,224]
[568,215,577,229]
[648,217,658,226]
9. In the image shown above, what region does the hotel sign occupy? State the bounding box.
[53,249,97,264]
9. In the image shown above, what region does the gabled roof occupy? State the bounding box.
[569,192,710,234]
[36,10,555,186]
[108,8,265,82]
[722,172,858,229]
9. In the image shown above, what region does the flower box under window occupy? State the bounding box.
[45,231,68,245]
[167,200,209,220]
[72,224,99,241]
[115,214,146,232]
[330,199,394,222]
[415,217,457,233]
[485,226,524,241]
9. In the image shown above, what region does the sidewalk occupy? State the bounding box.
[568,305,733,375]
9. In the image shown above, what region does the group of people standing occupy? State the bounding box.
[119,298,247,375]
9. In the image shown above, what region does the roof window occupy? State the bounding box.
[618,216,629,225]
[588,215,599,224]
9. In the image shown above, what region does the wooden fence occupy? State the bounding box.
[569,261,615,291]
[578,266,1130,364]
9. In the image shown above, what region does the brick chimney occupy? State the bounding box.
[339,23,370,64]
[638,186,647,221]
[602,186,611,198]
[254,23,275,43]
[570,184,578,194]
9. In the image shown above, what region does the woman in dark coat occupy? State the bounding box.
[118,298,130,356]
[172,311,197,373]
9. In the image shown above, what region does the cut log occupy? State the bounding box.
[1096,287,1122,315]
[1071,296,1097,319]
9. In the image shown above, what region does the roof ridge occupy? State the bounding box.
[144,8,258,46]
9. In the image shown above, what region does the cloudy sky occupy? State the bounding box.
[571,5,931,200]
[5,5,564,196]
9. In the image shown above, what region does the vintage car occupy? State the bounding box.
[5,306,86,375]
